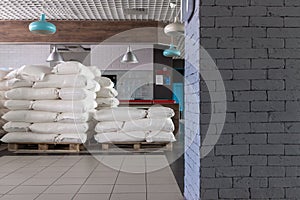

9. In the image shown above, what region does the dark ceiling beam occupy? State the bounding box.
[0,20,166,44]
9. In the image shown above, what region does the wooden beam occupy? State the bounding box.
[0,20,166,44]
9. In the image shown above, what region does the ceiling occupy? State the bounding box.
[0,0,181,22]
[0,0,185,59]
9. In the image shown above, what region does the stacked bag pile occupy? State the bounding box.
[95,76,119,108]
[94,106,176,144]
[0,69,13,137]
[1,62,99,145]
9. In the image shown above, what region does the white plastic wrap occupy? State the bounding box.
[32,100,97,113]
[59,88,96,100]
[94,131,146,143]
[52,62,95,79]
[29,123,89,134]
[4,65,51,82]
[33,74,97,89]
[96,98,119,107]
[94,107,147,121]
[3,122,31,132]
[1,132,87,144]
[94,76,114,88]
[96,87,118,98]
[4,100,33,110]
[147,107,175,118]
[146,131,176,143]
[2,110,58,123]
[5,88,59,100]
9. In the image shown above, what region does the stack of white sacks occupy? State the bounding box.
[1,62,99,144]
[0,69,13,137]
[94,106,176,143]
[95,76,119,108]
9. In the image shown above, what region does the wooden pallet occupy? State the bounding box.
[7,143,82,153]
[101,142,173,151]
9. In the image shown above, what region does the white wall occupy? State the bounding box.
[91,44,154,100]
[0,45,50,69]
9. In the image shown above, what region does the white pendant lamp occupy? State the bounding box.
[164,3,184,37]
[121,46,139,64]
[47,45,63,62]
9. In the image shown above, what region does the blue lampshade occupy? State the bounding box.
[163,44,181,57]
[29,14,56,35]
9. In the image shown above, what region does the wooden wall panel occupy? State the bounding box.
[0,21,165,44]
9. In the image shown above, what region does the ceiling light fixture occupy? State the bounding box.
[121,46,139,64]
[164,3,184,36]
[47,45,63,62]
[29,14,56,35]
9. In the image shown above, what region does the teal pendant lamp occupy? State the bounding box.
[163,44,181,57]
[29,14,56,35]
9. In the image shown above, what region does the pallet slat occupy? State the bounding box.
[7,143,82,153]
[101,142,173,151]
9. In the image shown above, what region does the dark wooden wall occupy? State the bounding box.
[0,21,165,44]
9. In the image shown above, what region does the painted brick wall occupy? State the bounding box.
[184,0,201,199]
[200,0,300,199]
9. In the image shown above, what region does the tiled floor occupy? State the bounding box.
[0,155,183,200]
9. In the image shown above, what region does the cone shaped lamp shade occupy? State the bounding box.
[47,45,63,62]
[29,14,56,35]
[121,46,139,64]
[163,44,181,57]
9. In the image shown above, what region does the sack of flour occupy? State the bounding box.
[96,98,119,107]
[3,121,31,132]
[30,122,89,134]
[123,118,175,132]
[56,112,92,123]
[32,100,97,113]
[146,131,176,142]
[94,107,146,121]
[0,79,33,90]
[95,77,114,88]
[88,66,102,78]
[95,121,124,133]
[4,100,33,110]
[94,131,146,143]
[5,65,51,82]
[2,110,58,123]
[52,62,95,79]
[96,88,118,98]
[147,106,175,118]
[5,88,59,100]
[33,74,97,89]
[59,88,96,100]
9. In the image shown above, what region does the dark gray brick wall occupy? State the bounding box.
[199,0,300,199]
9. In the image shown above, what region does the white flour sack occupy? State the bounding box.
[94,107,147,121]
[88,66,102,78]
[4,65,51,82]
[123,118,175,132]
[3,122,31,132]
[59,88,96,100]
[94,131,146,143]
[32,100,97,113]
[5,88,59,100]
[33,74,96,89]
[2,110,58,123]
[96,88,118,98]
[96,98,119,107]
[95,77,114,88]
[0,79,33,90]
[147,106,175,118]
[56,112,91,123]
[4,100,33,110]
[29,122,89,134]
[52,62,95,79]
[95,121,124,133]
[0,132,87,144]
[146,131,176,143]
